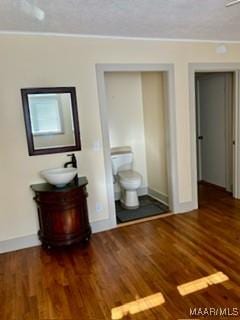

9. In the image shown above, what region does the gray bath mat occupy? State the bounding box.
[115,195,169,223]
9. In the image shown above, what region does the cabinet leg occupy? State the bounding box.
[42,243,51,250]
[84,231,92,242]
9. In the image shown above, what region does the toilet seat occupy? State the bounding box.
[118,170,141,183]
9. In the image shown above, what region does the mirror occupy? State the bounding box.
[21,87,81,155]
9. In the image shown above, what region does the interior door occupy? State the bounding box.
[197,74,227,188]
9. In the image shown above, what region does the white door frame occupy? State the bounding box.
[225,73,234,192]
[96,63,180,229]
[195,78,202,181]
[189,63,240,203]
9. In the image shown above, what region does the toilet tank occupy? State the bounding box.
[111,147,133,175]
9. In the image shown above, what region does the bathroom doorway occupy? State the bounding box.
[105,71,169,223]
[96,64,179,228]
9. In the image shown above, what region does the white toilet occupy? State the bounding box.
[111,147,142,209]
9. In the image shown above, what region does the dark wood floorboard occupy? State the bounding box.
[1,184,240,319]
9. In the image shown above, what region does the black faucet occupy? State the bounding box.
[64,153,77,168]
[64,154,78,184]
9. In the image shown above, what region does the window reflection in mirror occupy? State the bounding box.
[21,87,81,156]
[29,93,75,149]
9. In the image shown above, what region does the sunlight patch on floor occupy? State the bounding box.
[111,292,165,319]
[177,271,229,296]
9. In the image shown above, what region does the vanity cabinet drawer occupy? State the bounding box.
[35,187,86,204]
[31,177,91,247]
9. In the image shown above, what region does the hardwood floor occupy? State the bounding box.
[1,184,240,319]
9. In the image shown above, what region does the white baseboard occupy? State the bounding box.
[0,234,40,254]
[174,201,197,213]
[90,219,116,233]
[0,219,117,254]
[148,188,169,205]
[148,188,196,213]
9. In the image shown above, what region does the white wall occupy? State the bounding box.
[197,73,227,187]
[142,72,168,201]
[105,72,148,189]
[1,35,240,245]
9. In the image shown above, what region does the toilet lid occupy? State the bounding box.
[118,170,142,182]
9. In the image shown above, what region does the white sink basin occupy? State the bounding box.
[40,167,78,188]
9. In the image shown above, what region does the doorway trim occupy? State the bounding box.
[96,63,180,230]
[189,63,240,205]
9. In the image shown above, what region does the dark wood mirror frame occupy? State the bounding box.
[21,87,81,156]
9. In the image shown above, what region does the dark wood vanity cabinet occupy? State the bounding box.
[31,177,91,247]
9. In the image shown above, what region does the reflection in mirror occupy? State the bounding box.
[29,93,75,149]
[21,87,81,156]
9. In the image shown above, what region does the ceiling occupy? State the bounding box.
[1,0,240,41]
